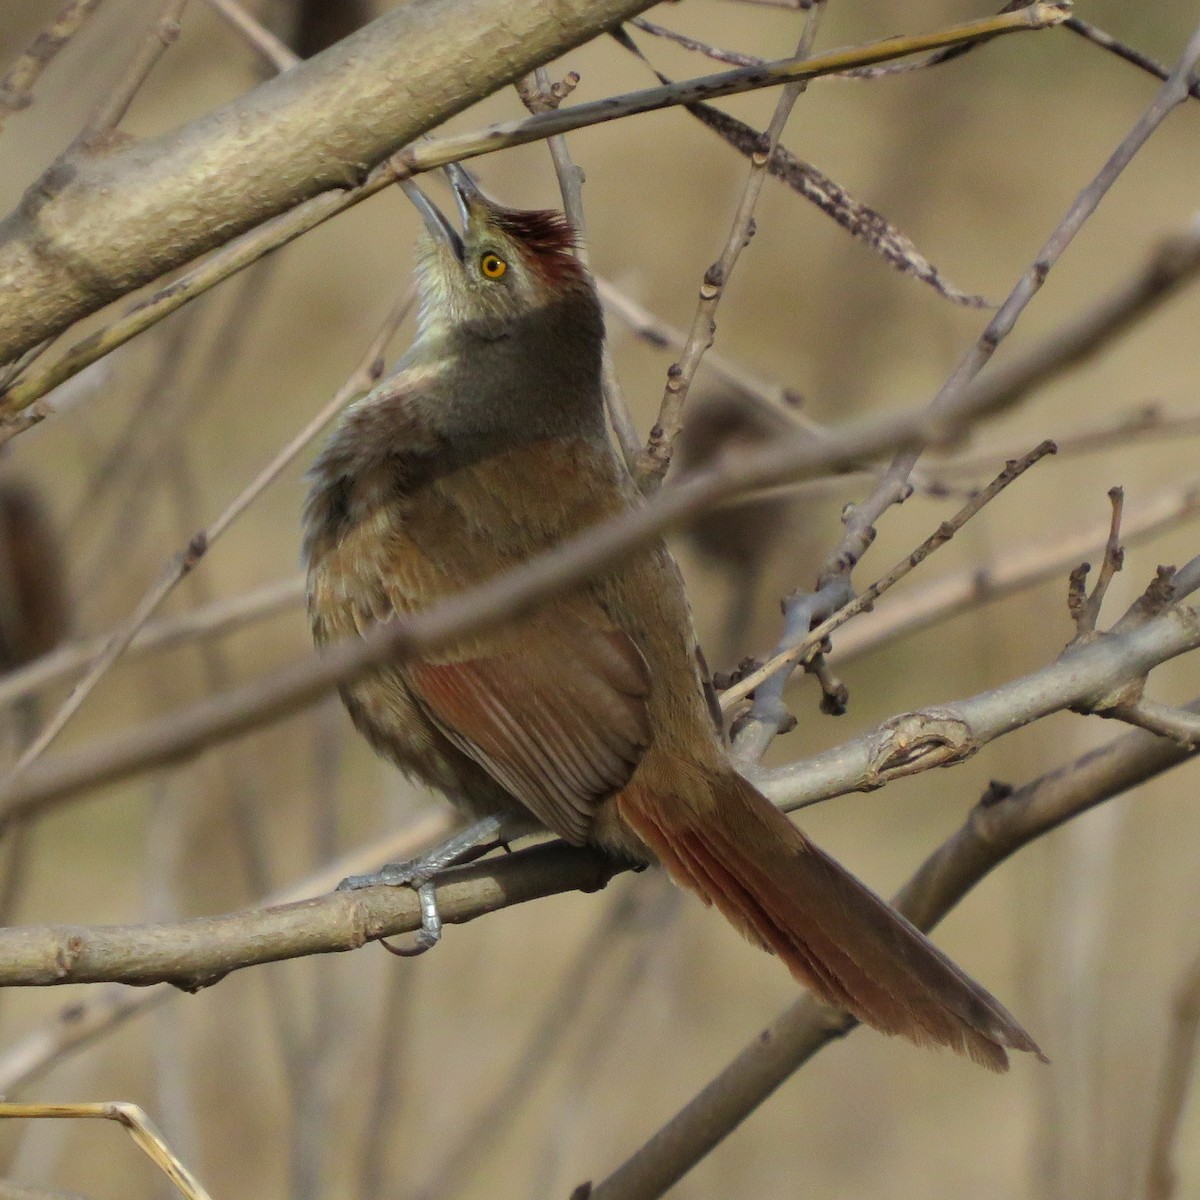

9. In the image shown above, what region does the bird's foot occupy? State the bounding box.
[336,815,532,955]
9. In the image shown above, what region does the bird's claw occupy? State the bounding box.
[337,861,426,891]
[335,815,532,956]
[379,881,442,957]
[336,864,442,954]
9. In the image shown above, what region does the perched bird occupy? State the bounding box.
[303,167,1041,1070]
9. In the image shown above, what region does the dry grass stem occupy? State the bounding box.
[0,1102,211,1200]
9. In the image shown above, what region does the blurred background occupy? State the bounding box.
[1,1,1199,1197]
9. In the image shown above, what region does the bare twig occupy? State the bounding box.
[957,220,1200,423]
[0,575,303,711]
[85,1,189,136]
[823,18,1200,586]
[596,277,814,427]
[0,0,107,129]
[614,28,988,307]
[0,408,951,824]
[628,19,760,68]
[634,5,827,490]
[0,195,365,442]
[1102,699,1200,747]
[1072,486,1125,635]
[752,589,1200,812]
[0,586,1198,986]
[934,405,1200,482]
[828,477,1200,667]
[418,885,648,1200]
[201,0,296,73]
[737,17,1200,753]
[724,442,1056,718]
[1066,17,1200,104]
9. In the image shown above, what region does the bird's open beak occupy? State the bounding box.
[400,179,465,262]
[444,162,484,226]
[400,163,495,264]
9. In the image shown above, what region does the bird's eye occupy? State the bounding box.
[479,252,507,280]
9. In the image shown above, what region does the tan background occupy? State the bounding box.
[1,2,1199,1197]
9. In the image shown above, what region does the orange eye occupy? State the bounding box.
[480,252,507,279]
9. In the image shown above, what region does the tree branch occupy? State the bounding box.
[0,3,1068,372]
[0,0,660,365]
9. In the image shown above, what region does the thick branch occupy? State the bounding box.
[0,3,1068,370]
[0,841,618,988]
[755,600,1200,810]
[0,0,657,363]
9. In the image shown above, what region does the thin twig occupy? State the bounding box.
[0,407,952,823]
[517,68,642,469]
[418,886,647,1200]
[727,442,1056,761]
[828,477,1200,668]
[596,276,816,428]
[0,575,303,711]
[628,19,761,68]
[201,0,297,73]
[613,28,989,308]
[828,20,1200,581]
[635,5,827,490]
[1102,700,1200,747]
[1066,17,1200,103]
[0,0,108,129]
[0,809,455,1094]
[1074,486,1125,635]
[957,220,1200,423]
[0,590,1198,986]
[84,1,189,136]
[739,17,1200,750]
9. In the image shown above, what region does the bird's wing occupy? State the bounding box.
[403,613,652,845]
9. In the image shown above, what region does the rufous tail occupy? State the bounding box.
[619,766,1043,1071]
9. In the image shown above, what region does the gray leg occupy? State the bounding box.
[337,815,534,954]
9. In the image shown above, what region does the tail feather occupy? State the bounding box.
[620,770,1042,1072]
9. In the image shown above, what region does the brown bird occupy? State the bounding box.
[304,167,1041,1071]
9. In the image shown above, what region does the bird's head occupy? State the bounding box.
[406,165,592,341]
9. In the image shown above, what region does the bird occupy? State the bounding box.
[303,165,1042,1071]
